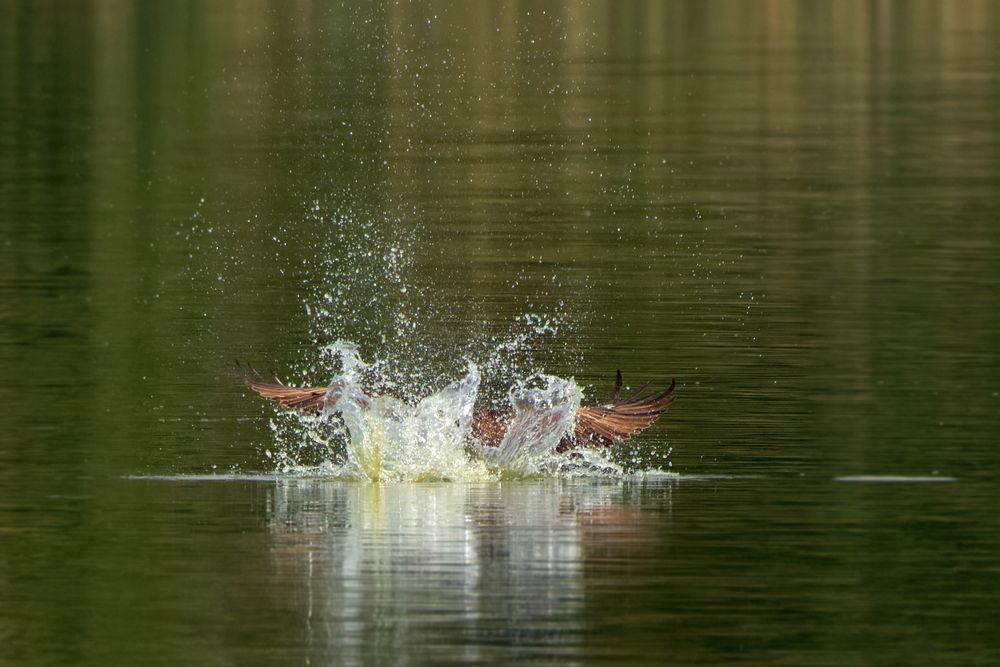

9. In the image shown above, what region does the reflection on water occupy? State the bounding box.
[265,479,660,663]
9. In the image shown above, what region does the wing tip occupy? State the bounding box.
[571,374,678,449]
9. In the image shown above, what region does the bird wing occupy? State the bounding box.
[237,361,329,414]
[471,410,510,448]
[240,361,676,450]
[570,376,677,448]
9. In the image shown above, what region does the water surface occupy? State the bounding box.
[2,1,1000,664]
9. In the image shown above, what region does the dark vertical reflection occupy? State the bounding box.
[0,6,98,658]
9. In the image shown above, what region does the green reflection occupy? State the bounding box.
[2,1,1000,664]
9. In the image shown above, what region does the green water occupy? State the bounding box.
[2,1,1000,664]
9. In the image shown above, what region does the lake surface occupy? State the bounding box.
[2,1,1000,664]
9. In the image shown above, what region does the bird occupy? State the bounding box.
[238,362,676,452]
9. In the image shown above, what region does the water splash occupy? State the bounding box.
[266,340,612,482]
[323,341,487,481]
[474,375,581,475]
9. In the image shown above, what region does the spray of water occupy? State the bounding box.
[265,340,613,482]
[473,375,581,474]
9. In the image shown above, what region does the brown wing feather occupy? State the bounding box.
[471,410,510,448]
[237,361,329,415]
[568,376,677,449]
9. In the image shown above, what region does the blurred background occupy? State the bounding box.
[2,1,999,664]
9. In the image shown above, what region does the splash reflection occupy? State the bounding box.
[264,480,664,662]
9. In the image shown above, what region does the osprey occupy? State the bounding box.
[239,363,676,452]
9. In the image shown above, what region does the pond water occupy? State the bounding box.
[2,1,999,665]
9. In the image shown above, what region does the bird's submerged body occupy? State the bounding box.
[240,357,676,461]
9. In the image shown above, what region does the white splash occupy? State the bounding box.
[474,375,581,474]
[271,340,602,482]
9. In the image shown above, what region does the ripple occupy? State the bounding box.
[834,475,958,483]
